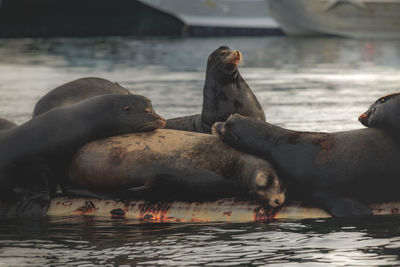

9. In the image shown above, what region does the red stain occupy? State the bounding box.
[253,206,273,222]
[223,211,232,217]
[109,146,127,164]
[138,202,173,223]
[391,208,399,215]
[314,134,336,165]
[74,201,97,215]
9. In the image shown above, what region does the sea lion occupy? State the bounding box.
[33,47,265,133]
[68,129,285,208]
[213,114,400,217]
[0,118,17,130]
[32,77,131,117]
[358,92,400,132]
[165,45,266,133]
[0,94,165,216]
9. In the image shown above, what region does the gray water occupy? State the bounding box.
[0,37,400,266]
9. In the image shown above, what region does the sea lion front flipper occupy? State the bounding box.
[312,190,372,217]
[12,184,50,217]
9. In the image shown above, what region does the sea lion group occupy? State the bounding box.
[0,45,398,217]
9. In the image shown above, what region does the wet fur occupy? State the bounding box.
[359,93,400,133]
[214,115,400,216]
[69,129,284,206]
[33,77,131,117]
[0,94,164,216]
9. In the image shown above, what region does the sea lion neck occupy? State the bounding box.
[206,66,239,85]
[200,71,242,132]
[234,121,295,154]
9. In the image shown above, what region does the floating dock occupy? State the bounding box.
[46,197,400,223]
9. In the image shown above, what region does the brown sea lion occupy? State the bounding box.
[68,129,285,208]
[213,114,400,217]
[165,45,266,133]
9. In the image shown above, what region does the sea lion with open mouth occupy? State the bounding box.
[166,45,266,133]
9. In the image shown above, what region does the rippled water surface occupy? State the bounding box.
[1,36,400,266]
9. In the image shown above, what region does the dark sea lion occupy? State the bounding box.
[32,77,131,117]
[165,45,266,133]
[213,114,400,217]
[358,92,400,132]
[0,94,165,216]
[68,129,285,208]
[0,118,17,130]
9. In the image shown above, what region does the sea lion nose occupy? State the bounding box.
[159,117,166,128]
[234,50,242,62]
[274,199,280,205]
[211,122,224,135]
[358,112,369,125]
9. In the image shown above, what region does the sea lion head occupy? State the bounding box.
[86,94,166,134]
[212,116,285,207]
[251,169,285,208]
[359,93,400,130]
[212,113,261,148]
[206,45,242,81]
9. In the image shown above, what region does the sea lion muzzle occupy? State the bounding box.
[358,112,369,126]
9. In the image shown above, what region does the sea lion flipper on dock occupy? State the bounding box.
[312,190,372,217]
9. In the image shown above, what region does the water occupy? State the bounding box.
[1,36,400,266]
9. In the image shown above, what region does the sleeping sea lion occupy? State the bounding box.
[213,114,400,217]
[68,129,285,208]
[0,94,165,216]
[166,45,266,133]
[32,77,131,117]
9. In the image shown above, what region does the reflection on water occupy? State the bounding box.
[0,216,400,266]
[0,36,400,266]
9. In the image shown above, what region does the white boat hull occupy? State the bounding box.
[267,0,400,39]
[138,0,281,35]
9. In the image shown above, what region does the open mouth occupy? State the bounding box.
[358,112,369,126]
[224,50,242,71]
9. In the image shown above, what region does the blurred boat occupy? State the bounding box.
[138,0,282,36]
[0,0,184,38]
[267,0,400,39]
